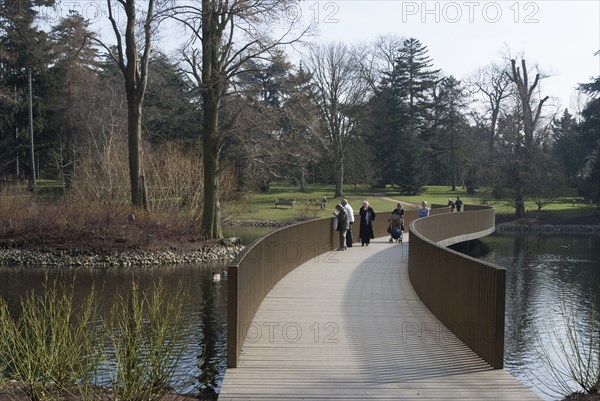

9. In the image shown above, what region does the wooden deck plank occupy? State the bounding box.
[219,235,542,400]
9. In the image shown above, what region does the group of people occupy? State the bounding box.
[334,197,464,250]
[333,199,376,250]
[333,199,405,250]
[446,196,463,213]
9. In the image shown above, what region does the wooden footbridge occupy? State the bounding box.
[219,205,542,400]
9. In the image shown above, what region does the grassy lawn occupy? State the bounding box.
[14,180,595,223]
[223,183,595,222]
[223,183,373,221]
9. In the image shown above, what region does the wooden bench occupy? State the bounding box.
[275,198,296,208]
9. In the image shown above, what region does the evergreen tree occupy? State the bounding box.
[368,64,424,194]
[47,11,99,189]
[430,76,468,190]
[366,38,439,194]
[368,75,407,187]
[551,109,585,186]
[142,52,201,144]
[579,76,600,203]
[395,38,440,141]
[0,0,54,181]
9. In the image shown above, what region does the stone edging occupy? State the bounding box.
[0,244,245,267]
[496,223,600,233]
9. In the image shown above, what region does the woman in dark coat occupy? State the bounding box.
[358,200,376,246]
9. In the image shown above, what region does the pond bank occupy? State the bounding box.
[495,215,600,233]
[496,222,600,233]
[0,240,244,267]
[0,218,304,268]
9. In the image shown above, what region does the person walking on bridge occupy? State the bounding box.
[334,204,349,251]
[341,199,354,248]
[455,196,463,212]
[359,200,376,246]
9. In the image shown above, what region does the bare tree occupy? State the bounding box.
[95,0,158,210]
[468,62,512,153]
[231,58,322,193]
[506,58,550,217]
[507,59,550,149]
[308,42,369,198]
[354,34,405,93]
[171,0,311,239]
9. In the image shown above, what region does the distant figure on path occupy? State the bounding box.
[359,200,376,246]
[447,198,455,213]
[418,200,430,218]
[455,196,463,212]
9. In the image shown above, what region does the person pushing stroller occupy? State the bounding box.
[388,203,405,243]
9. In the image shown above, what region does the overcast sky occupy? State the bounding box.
[297,0,600,112]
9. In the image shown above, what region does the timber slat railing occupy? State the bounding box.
[227,218,336,368]
[227,204,420,368]
[228,203,505,370]
[408,204,505,369]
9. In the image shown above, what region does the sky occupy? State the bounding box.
[294,0,600,112]
[73,0,599,112]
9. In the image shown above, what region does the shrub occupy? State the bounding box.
[103,279,191,401]
[535,295,600,398]
[0,277,103,401]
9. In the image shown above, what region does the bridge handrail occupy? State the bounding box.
[227,217,335,367]
[408,204,506,369]
[227,204,505,369]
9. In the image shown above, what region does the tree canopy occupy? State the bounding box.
[0,7,598,226]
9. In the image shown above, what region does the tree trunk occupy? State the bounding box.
[127,99,146,209]
[334,151,344,198]
[201,96,222,240]
[299,168,306,192]
[27,68,36,194]
[64,126,74,190]
[450,122,456,191]
[199,0,225,240]
[515,196,526,218]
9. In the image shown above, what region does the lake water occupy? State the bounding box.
[455,232,600,401]
[1,230,598,399]
[0,225,276,396]
[0,263,229,395]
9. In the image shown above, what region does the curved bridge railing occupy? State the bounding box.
[408,204,505,369]
[228,203,505,369]
[227,218,336,368]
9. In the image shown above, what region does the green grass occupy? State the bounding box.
[223,184,594,222]
[223,183,409,222]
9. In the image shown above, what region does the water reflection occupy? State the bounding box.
[459,232,600,400]
[0,263,229,395]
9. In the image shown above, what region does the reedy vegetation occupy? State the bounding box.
[0,278,192,401]
[535,296,600,398]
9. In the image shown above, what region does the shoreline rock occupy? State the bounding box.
[0,244,245,267]
[496,223,600,233]
[224,218,302,228]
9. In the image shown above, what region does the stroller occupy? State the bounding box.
[388,213,404,243]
